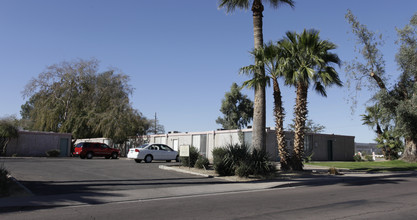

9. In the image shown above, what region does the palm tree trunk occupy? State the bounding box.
[272,77,290,171]
[293,83,308,171]
[251,0,266,151]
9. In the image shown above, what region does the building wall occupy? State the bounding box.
[309,133,355,161]
[7,131,72,157]
[147,129,355,161]
[355,143,381,155]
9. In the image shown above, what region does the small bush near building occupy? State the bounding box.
[46,149,60,157]
[365,155,374,161]
[194,155,210,169]
[0,165,10,197]
[212,147,227,166]
[180,146,199,167]
[248,149,276,178]
[353,153,362,162]
[235,162,252,177]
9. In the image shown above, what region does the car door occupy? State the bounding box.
[150,144,162,160]
[101,144,112,156]
[94,143,105,156]
[160,144,177,160]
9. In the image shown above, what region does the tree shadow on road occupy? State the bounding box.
[0,175,237,213]
[269,171,417,189]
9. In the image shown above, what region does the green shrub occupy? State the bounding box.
[248,149,276,178]
[212,147,234,176]
[235,161,252,178]
[365,155,374,161]
[215,160,235,176]
[195,154,210,169]
[0,165,10,196]
[304,153,314,163]
[353,154,362,162]
[180,146,199,167]
[223,143,250,169]
[212,147,227,167]
[214,144,276,178]
[46,149,60,157]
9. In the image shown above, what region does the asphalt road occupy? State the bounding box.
[2,170,417,219]
[2,158,417,219]
[1,157,226,195]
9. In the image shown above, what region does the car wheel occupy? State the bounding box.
[86,152,93,159]
[111,152,118,159]
[134,159,142,163]
[144,155,153,163]
[176,155,180,162]
[166,160,171,162]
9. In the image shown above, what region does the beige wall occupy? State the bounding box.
[7,131,72,157]
[147,129,355,161]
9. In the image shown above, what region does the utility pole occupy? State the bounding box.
[154,112,157,134]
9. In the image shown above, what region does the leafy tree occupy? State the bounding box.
[346,11,417,162]
[240,43,291,171]
[216,83,254,130]
[22,58,149,143]
[286,119,326,134]
[279,29,342,170]
[0,117,19,156]
[218,0,295,151]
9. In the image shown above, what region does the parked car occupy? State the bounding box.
[73,142,120,159]
[127,143,179,163]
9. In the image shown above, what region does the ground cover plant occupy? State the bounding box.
[307,160,417,172]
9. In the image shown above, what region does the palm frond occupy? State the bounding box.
[218,0,250,13]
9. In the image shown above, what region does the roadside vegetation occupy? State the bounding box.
[212,144,276,178]
[307,160,417,172]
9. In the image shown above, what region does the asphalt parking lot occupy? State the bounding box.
[1,157,226,196]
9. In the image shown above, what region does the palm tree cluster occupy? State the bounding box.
[241,30,342,171]
[218,1,341,170]
[219,0,295,152]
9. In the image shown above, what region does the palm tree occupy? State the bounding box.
[240,42,291,171]
[361,103,400,160]
[279,29,342,170]
[218,0,295,151]
[361,103,386,137]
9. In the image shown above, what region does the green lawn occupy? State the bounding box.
[307,160,417,172]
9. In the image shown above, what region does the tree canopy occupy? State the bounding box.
[216,83,254,130]
[346,10,417,161]
[21,59,150,143]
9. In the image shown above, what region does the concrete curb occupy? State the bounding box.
[159,165,214,178]
[7,174,34,196]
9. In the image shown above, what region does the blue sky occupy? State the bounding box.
[0,0,416,143]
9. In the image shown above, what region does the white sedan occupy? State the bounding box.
[127,143,179,163]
